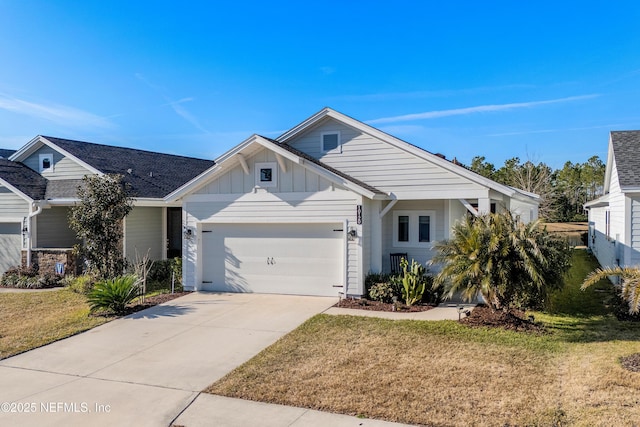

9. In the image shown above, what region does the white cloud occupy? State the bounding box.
[0,92,114,129]
[367,95,600,124]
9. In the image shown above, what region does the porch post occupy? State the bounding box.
[370,200,382,273]
[477,197,491,215]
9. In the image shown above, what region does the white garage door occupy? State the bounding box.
[0,223,22,275]
[201,223,343,296]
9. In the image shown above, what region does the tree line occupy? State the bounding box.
[468,155,605,222]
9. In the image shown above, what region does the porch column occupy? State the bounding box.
[477,197,491,215]
[370,200,382,273]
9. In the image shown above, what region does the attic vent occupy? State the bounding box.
[127,168,132,174]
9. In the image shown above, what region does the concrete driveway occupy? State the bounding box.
[0,292,336,426]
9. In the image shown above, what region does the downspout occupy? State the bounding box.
[26,202,43,267]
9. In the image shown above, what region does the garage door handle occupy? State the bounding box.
[267,257,276,265]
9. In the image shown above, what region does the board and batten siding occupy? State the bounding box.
[183,192,362,296]
[0,223,22,274]
[195,148,334,195]
[23,145,93,181]
[287,118,485,197]
[35,207,78,248]
[0,186,29,219]
[124,207,164,261]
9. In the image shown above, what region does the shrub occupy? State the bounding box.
[365,272,392,298]
[398,258,428,306]
[368,282,397,303]
[87,275,141,315]
[66,274,98,294]
[420,274,443,305]
[1,265,67,289]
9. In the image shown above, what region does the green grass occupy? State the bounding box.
[0,289,110,359]
[209,249,640,427]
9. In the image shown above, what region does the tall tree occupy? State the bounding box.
[70,174,133,278]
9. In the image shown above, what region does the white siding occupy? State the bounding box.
[124,207,163,262]
[0,186,29,219]
[288,118,485,197]
[35,207,78,248]
[608,160,626,247]
[23,145,93,180]
[589,205,618,268]
[381,200,445,272]
[183,192,362,296]
[629,196,640,266]
[195,148,335,195]
[510,199,539,223]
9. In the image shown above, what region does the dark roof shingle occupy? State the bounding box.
[611,131,640,188]
[0,149,16,159]
[42,136,215,198]
[0,159,47,200]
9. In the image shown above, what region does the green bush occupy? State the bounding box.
[87,275,141,315]
[368,282,397,303]
[0,265,63,289]
[142,258,183,293]
[420,274,443,305]
[66,274,98,294]
[365,272,392,298]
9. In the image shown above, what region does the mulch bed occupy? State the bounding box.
[461,305,546,333]
[620,353,640,373]
[335,298,435,312]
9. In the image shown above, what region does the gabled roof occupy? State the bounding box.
[166,134,386,201]
[11,136,216,199]
[276,108,539,203]
[610,131,640,189]
[0,159,47,201]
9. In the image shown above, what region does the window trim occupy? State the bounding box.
[255,162,277,188]
[39,153,53,173]
[392,210,436,248]
[321,131,342,154]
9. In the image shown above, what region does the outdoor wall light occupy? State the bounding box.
[348,228,357,241]
[183,226,193,241]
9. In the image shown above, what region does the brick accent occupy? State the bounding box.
[21,250,79,275]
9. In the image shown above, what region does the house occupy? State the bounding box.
[167,108,540,297]
[584,131,640,270]
[0,136,214,275]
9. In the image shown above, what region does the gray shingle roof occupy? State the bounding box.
[42,136,215,198]
[0,159,47,200]
[611,131,640,188]
[0,149,16,159]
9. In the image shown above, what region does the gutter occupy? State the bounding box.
[26,202,43,267]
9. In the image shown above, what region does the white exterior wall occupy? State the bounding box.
[183,147,364,295]
[629,195,640,266]
[588,205,618,268]
[124,207,164,262]
[288,118,486,198]
[608,160,627,248]
[23,145,92,180]
[381,200,446,272]
[510,199,539,223]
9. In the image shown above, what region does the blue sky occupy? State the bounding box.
[0,1,639,169]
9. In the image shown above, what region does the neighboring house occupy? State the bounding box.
[167,108,540,297]
[585,131,640,270]
[0,136,214,275]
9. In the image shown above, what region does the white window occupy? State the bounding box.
[39,153,53,172]
[321,131,341,153]
[255,162,277,188]
[393,210,436,247]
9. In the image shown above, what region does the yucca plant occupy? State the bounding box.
[582,266,640,314]
[399,258,427,306]
[87,275,141,315]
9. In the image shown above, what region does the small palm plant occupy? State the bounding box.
[581,266,640,314]
[87,275,141,315]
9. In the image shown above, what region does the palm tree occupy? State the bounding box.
[582,267,640,314]
[433,211,569,310]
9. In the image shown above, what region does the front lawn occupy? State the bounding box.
[0,289,110,359]
[207,250,640,426]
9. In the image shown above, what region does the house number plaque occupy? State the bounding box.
[356,205,362,224]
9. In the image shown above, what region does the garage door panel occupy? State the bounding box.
[0,223,22,274]
[202,223,343,296]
